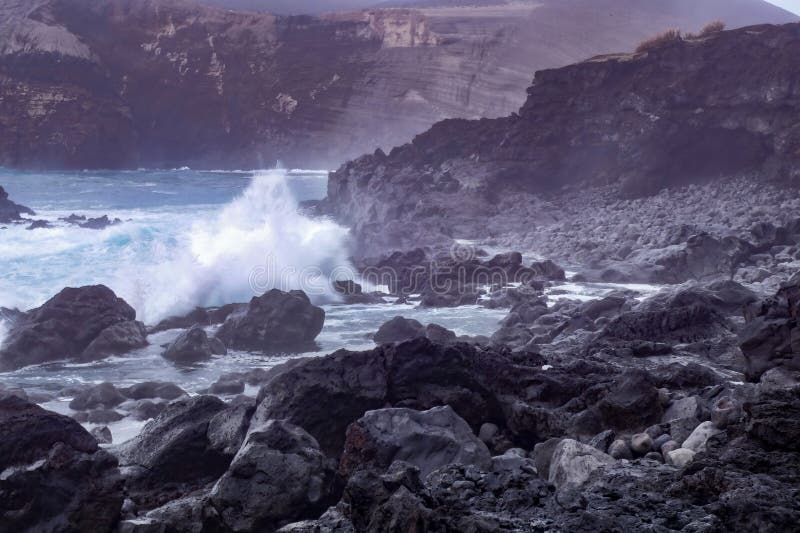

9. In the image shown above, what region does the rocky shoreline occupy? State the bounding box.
[1,255,799,531]
[3,18,800,533]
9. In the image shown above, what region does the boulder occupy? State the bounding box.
[0,185,34,223]
[92,425,113,444]
[81,320,148,361]
[253,348,389,457]
[681,421,722,453]
[69,382,125,411]
[597,370,663,431]
[216,289,324,352]
[665,448,696,468]
[548,439,615,489]
[533,437,562,479]
[373,316,424,344]
[163,325,226,364]
[121,381,186,401]
[530,259,566,281]
[0,396,122,531]
[339,406,491,478]
[115,395,231,509]
[0,285,138,370]
[209,420,338,532]
[630,433,653,455]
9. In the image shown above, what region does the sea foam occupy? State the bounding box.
[113,169,352,323]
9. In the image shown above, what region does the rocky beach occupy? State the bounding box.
[2,9,800,533]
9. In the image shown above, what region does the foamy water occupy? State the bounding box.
[0,167,667,444]
[0,168,350,323]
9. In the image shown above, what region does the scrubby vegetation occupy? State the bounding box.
[636,29,682,53]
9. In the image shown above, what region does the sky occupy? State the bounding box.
[767,0,800,14]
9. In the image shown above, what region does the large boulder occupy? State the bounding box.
[209,420,338,532]
[69,382,126,411]
[115,395,233,509]
[339,406,492,478]
[373,316,424,344]
[253,348,389,457]
[216,289,324,352]
[81,320,148,360]
[548,438,615,489]
[0,395,122,531]
[597,370,663,431]
[0,285,139,370]
[0,185,34,223]
[739,276,800,381]
[163,325,227,364]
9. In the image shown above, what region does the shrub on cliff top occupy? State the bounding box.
[636,29,682,53]
[699,20,726,36]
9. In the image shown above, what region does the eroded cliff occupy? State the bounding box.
[326,22,800,257]
[0,0,795,169]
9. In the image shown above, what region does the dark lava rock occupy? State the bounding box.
[530,259,566,281]
[69,382,126,411]
[209,419,338,531]
[255,338,616,457]
[149,303,245,334]
[740,275,800,381]
[373,316,425,344]
[339,406,491,479]
[115,395,232,509]
[0,185,34,223]
[81,320,148,360]
[373,317,458,345]
[333,279,385,304]
[0,395,122,532]
[203,374,245,395]
[597,369,663,431]
[79,215,122,229]
[25,219,52,230]
[121,381,186,401]
[0,285,139,370]
[216,289,324,353]
[92,425,113,444]
[163,325,226,364]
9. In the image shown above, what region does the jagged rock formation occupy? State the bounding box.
[0,0,794,169]
[326,22,800,259]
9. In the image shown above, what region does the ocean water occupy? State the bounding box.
[0,168,662,443]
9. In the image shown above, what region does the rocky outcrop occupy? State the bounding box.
[115,395,235,509]
[215,289,324,353]
[0,395,123,532]
[0,285,145,370]
[326,22,800,259]
[339,406,491,478]
[740,274,800,381]
[164,324,227,364]
[209,419,339,532]
[0,185,33,222]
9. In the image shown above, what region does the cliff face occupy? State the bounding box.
[326,22,800,256]
[0,0,795,169]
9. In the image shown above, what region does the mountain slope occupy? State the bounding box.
[325,22,800,257]
[0,0,796,169]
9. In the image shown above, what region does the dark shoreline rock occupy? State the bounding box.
[216,289,324,353]
[0,185,34,223]
[0,285,146,371]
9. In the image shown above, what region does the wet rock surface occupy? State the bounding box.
[216,289,325,353]
[0,285,144,370]
[0,395,123,532]
[0,185,34,223]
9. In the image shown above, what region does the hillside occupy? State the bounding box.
[0,0,795,169]
[325,22,800,259]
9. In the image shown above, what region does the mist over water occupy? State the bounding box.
[0,168,351,323]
